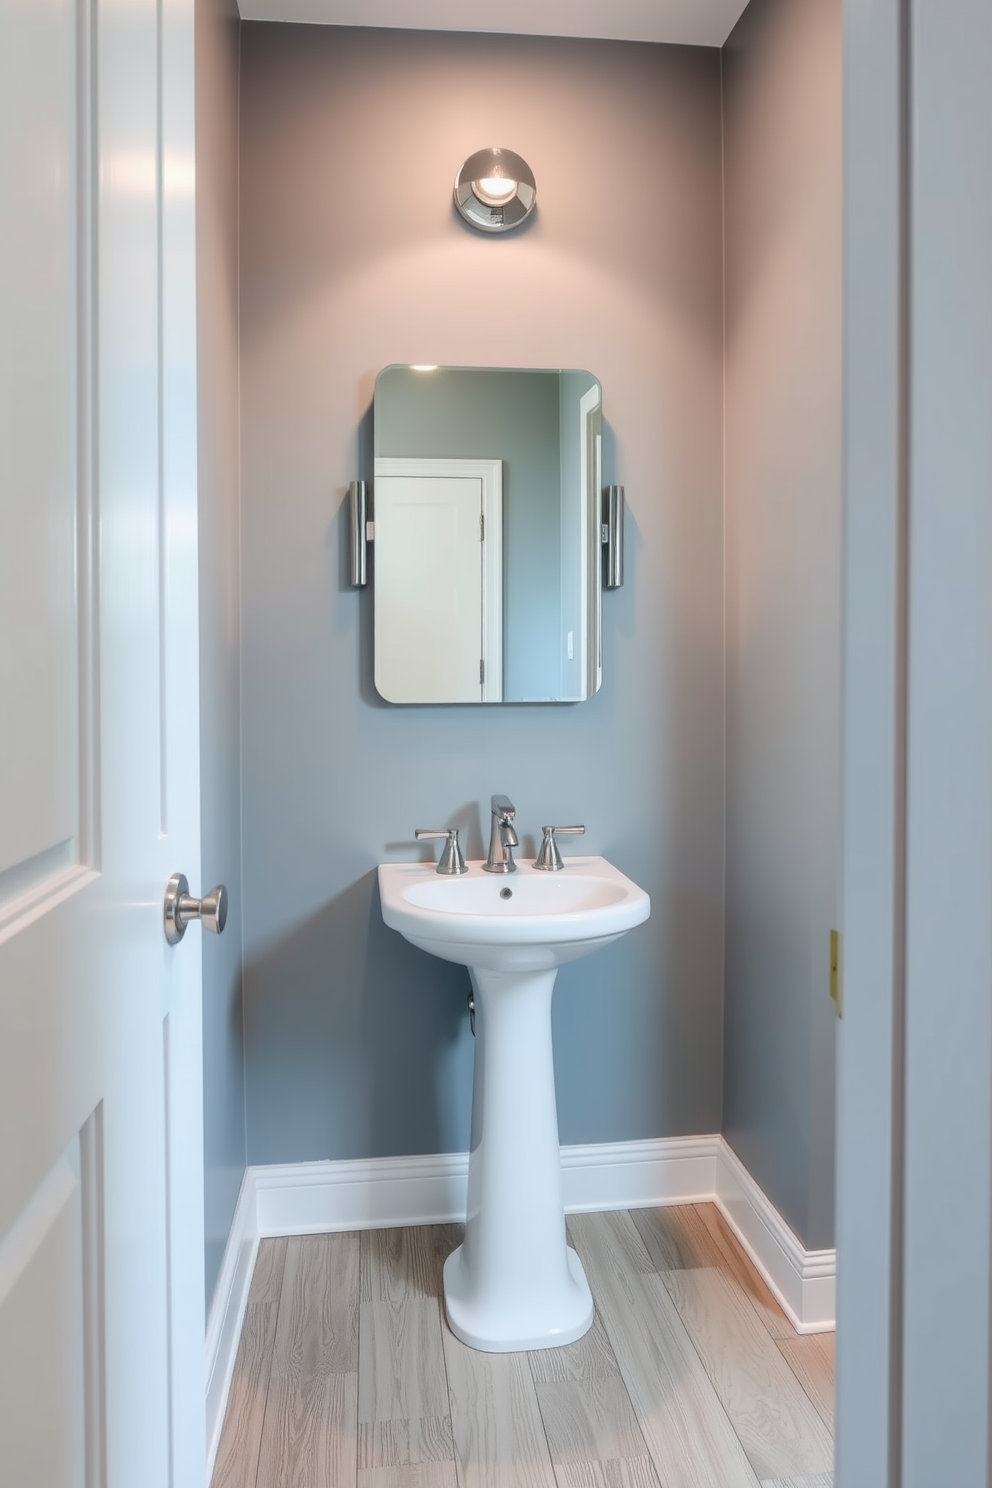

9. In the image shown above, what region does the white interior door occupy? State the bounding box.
[0,1,204,1485]
[374,458,503,703]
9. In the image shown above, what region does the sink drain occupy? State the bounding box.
[499,887,512,900]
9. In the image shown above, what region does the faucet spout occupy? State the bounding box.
[483,795,518,874]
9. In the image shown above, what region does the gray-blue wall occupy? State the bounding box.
[238,26,726,1166]
[722,0,842,1250]
[196,0,246,1306]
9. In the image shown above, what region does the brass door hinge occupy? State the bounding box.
[829,929,843,1018]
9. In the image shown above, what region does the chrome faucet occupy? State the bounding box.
[483,794,519,874]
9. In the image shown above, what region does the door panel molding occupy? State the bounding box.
[76,0,101,878]
[0,1144,78,1310]
[0,0,100,927]
[0,845,96,943]
[0,0,95,897]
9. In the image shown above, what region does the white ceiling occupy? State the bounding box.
[236,0,751,49]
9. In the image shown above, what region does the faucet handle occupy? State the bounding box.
[415,828,468,876]
[533,824,585,872]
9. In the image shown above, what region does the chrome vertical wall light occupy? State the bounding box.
[453,147,537,233]
[602,485,625,589]
[349,479,370,587]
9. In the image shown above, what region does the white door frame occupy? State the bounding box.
[898,0,992,1479]
[835,0,906,1478]
[374,457,504,702]
[837,1,992,1480]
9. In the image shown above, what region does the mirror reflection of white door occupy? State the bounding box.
[0,1,204,1485]
[374,458,503,703]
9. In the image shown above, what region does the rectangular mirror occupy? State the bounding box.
[373,365,602,704]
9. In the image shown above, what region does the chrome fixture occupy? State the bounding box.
[602,485,625,589]
[453,148,536,234]
[534,825,586,872]
[483,795,519,873]
[349,479,371,587]
[415,827,467,876]
[467,990,476,1036]
[164,873,228,945]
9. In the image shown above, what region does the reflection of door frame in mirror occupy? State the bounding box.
[579,385,603,697]
[374,457,504,702]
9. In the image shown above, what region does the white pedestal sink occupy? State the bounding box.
[378,856,650,1352]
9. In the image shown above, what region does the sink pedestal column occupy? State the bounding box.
[442,965,594,1352]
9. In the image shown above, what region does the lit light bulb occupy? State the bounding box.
[473,175,518,206]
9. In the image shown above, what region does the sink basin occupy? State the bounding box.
[378,855,650,971]
[379,852,650,1354]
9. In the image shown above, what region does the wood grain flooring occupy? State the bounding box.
[775,1336,835,1434]
[212,1205,834,1488]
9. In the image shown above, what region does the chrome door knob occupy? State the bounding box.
[164,873,228,945]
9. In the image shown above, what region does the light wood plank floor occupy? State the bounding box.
[212,1205,834,1488]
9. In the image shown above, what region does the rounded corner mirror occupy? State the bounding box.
[371,365,603,706]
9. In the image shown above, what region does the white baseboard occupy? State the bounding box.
[251,1134,723,1237]
[206,1135,835,1466]
[715,1139,836,1335]
[255,1149,470,1235]
[205,1168,259,1483]
[562,1134,720,1211]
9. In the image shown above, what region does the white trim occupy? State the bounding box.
[255,1150,470,1235]
[206,1136,835,1467]
[715,1139,836,1335]
[561,1134,718,1212]
[250,1136,721,1238]
[205,1169,259,1482]
[374,456,503,702]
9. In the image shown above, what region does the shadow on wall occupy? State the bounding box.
[243,871,476,1165]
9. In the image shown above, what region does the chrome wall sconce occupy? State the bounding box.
[453,147,537,234]
[350,477,626,591]
[602,485,625,589]
[349,479,370,587]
